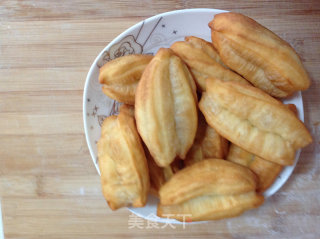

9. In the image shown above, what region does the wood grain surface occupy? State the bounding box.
[1,1,319,238]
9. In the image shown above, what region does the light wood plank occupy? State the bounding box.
[0,68,87,92]
[0,43,103,69]
[1,0,319,238]
[0,0,318,21]
[0,91,82,113]
[0,135,95,176]
[0,19,141,46]
[0,112,83,135]
[0,175,101,198]
[2,197,319,238]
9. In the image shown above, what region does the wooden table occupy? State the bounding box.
[1,1,319,238]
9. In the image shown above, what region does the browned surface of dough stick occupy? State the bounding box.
[99,54,153,104]
[157,191,264,221]
[227,144,283,192]
[209,12,310,98]
[170,36,248,91]
[159,159,258,205]
[199,78,312,165]
[185,113,229,166]
[98,105,149,210]
[135,48,198,167]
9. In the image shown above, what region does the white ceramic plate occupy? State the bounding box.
[83,8,304,223]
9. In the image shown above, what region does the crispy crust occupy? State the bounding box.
[226,104,298,192]
[157,191,264,221]
[199,78,312,165]
[227,144,283,192]
[98,105,149,210]
[99,54,153,104]
[135,48,198,167]
[159,159,258,205]
[170,36,248,91]
[145,146,183,196]
[185,113,229,167]
[145,147,166,195]
[209,12,310,97]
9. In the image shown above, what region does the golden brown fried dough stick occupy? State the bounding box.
[99,54,153,104]
[226,104,298,192]
[209,12,310,98]
[286,104,298,116]
[170,36,248,91]
[98,105,149,210]
[162,158,184,181]
[145,141,184,196]
[157,191,264,221]
[227,144,283,193]
[159,159,258,205]
[146,151,166,196]
[199,78,312,165]
[185,113,229,166]
[119,103,135,117]
[135,48,198,167]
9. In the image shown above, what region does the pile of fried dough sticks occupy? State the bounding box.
[97,12,312,221]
